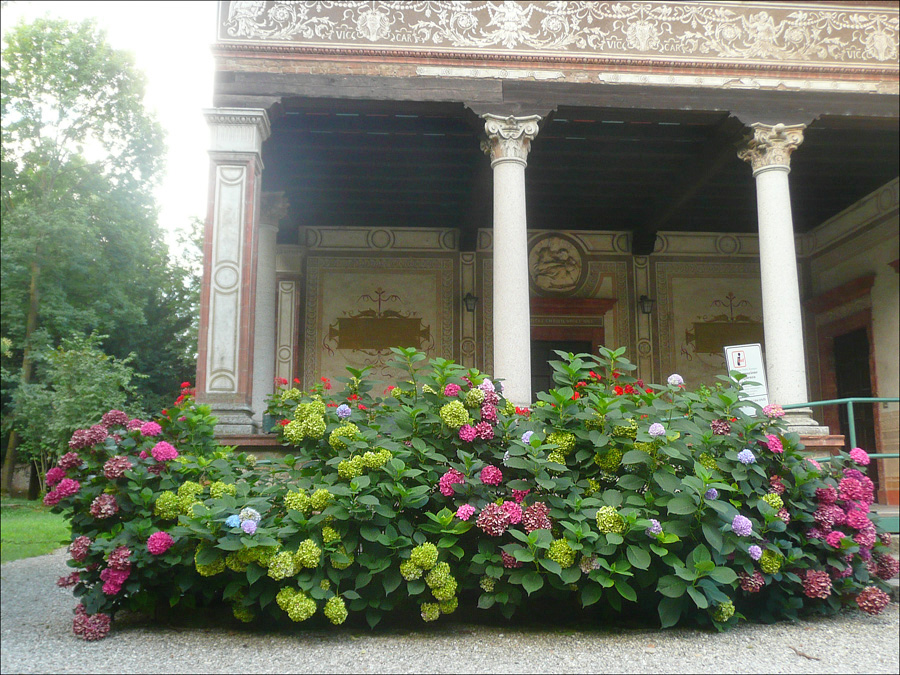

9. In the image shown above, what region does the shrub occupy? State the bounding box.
[46,347,896,640]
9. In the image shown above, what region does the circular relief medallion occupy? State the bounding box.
[529,234,585,294]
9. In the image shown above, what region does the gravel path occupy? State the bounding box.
[2,549,898,674]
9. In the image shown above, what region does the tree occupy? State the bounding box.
[1,17,196,491]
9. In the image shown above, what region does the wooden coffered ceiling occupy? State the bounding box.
[260,99,899,246]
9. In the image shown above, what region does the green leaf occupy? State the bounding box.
[522,572,544,595]
[687,586,708,609]
[614,579,637,602]
[540,558,562,575]
[382,570,402,595]
[701,522,723,551]
[581,584,603,607]
[617,474,646,490]
[478,594,496,609]
[708,566,738,584]
[360,524,381,542]
[657,575,687,598]
[626,545,651,570]
[246,563,265,585]
[667,495,697,515]
[658,596,685,628]
[653,470,684,494]
[605,533,624,545]
[560,566,581,584]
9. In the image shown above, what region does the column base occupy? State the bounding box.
[210,404,259,435]
[783,408,830,436]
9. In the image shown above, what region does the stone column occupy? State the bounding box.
[738,123,823,433]
[197,108,270,434]
[482,114,541,406]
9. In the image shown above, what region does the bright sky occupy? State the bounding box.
[1,1,217,254]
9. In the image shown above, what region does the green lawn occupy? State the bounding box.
[1,497,70,564]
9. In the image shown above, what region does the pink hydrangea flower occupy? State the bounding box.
[839,477,865,502]
[456,504,476,521]
[458,425,477,442]
[90,493,118,519]
[849,447,870,465]
[126,418,144,431]
[844,509,870,530]
[511,488,530,504]
[151,441,178,462]
[474,421,494,440]
[765,434,783,454]
[500,501,523,525]
[139,450,149,459]
[45,467,66,487]
[100,410,129,428]
[480,404,497,423]
[443,383,461,397]
[140,421,162,437]
[438,469,465,497]
[479,378,495,393]
[147,531,175,555]
[57,572,81,588]
[100,567,130,595]
[68,536,92,562]
[480,465,503,486]
[805,457,822,471]
[56,478,80,499]
[57,452,83,470]
[103,455,133,480]
[763,403,785,418]
[107,546,131,570]
[501,550,523,569]
[73,610,111,641]
[68,424,109,450]
[825,531,846,548]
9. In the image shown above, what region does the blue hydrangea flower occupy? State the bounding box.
[667,374,684,387]
[648,423,665,437]
[748,544,763,561]
[737,449,756,465]
[336,404,351,420]
[704,488,719,500]
[645,519,663,537]
[521,430,533,444]
[225,514,241,528]
[731,514,753,537]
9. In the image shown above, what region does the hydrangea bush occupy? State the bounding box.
[46,350,896,640]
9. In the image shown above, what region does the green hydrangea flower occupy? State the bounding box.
[244,454,257,467]
[225,550,251,572]
[760,550,783,574]
[594,447,623,472]
[439,596,458,614]
[547,538,576,568]
[330,544,354,570]
[319,579,331,591]
[410,543,439,570]
[321,526,340,544]
[276,587,297,611]
[439,401,469,429]
[194,546,225,577]
[390,386,410,400]
[479,576,496,592]
[432,577,457,601]
[209,481,236,499]
[612,419,638,439]
[761,493,784,511]
[547,431,576,455]
[284,489,311,514]
[267,551,298,580]
[310,489,333,512]
[698,453,718,471]
[250,545,281,567]
[232,604,255,623]
[502,399,516,416]
[713,600,735,622]
[596,506,626,534]
[280,387,302,402]
[585,412,605,431]
[422,384,438,395]
[154,491,180,519]
[177,481,204,500]
[547,451,567,469]
[286,594,317,622]
[400,559,424,581]
[585,478,601,497]
[377,448,393,465]
[634,441,658,458]
[420,602,441,622]
[295,539,321,569]
[361,450,389,470]
[425,562,451,589]
[323,596,348,625]
[178,495,202,516]
[329,422,360,451]
[464,388,485,408]
[337,459,364,480]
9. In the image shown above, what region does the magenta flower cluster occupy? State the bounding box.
[89,493,118,519]
[43,478,80,506]
[73,604,110,641]
[479,465,502,486]
[151,441,178,462]
[68,424,109,450]
[140,421,162,437]
[438,469,465,497]
[147,531,175,555]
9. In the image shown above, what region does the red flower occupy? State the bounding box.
[293,378,300,384]
[645,388,654,394]
[613,386,624,396]
[327,402,338,407]
[174,395,185,406]
[575,381,587,389]
[624,385,635,394]
[515,406,531,417]
[730,417,737,422]
[161,409,168,415]
[321,377,332,391]
[384,385,396,394]
[589,370,600,380]
[358,404,367,411]
[347,394,360,401]
[571,392,581,400]
[636,379,644,388]
[180,381,191,389]
[612,371,620,379]
[279,419,290,426]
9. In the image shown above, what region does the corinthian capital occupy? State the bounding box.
[737,123,805,173]
[482,114,542,166]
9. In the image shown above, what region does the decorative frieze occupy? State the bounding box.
[737,123,806,174]
[217,2,899,73]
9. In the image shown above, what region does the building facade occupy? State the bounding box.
[199,1,899,503]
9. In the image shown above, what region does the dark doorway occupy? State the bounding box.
[833,328,879,491]
[531,340,592,395]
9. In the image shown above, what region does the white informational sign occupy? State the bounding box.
[723,343,769,412]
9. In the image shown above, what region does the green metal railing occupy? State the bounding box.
[784,397,899,532]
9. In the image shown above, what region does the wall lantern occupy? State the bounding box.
[463,292,479,313]
[638,294,655,315]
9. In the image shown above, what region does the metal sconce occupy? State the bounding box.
[638,294,655,315]
[463,292,479,313]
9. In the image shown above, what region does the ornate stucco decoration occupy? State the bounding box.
[528,234,586,293]
[482,114,541,165]
[218,2,899,73]
[738,123,806,173]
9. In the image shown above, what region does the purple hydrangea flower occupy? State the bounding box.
[648,423,665,437]
[748,544,763,561]
[336,404,351,420]
[241,520,258,535]
[645,519,663,537]
[225,515,241,528]
[705,488,719,500]
[737,449,756,465]
[521,430,534,444]
[732,514,753,537]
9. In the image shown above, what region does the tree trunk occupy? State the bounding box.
[1,259,40,494]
